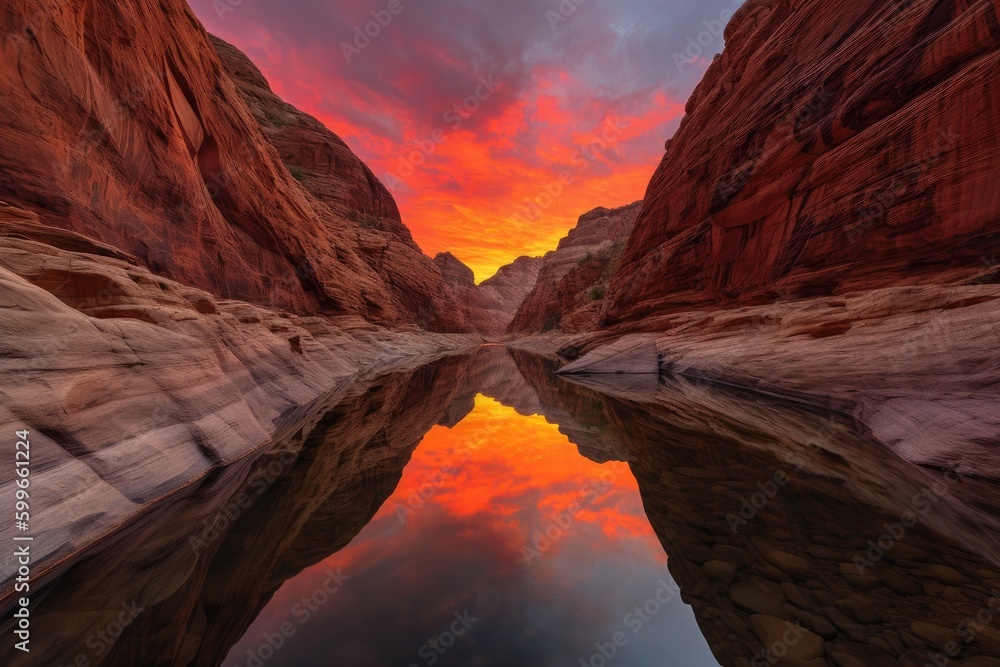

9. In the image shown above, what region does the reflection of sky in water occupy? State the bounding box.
[224,396,720,667]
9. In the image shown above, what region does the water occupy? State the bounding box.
[4,345,1000,666]
[222,392,716,667]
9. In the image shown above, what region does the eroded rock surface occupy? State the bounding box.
[509,201,641,334]
[605,0,1000,324]
[0,204,477,600]
[0,0,466,329]
[212,36,469,332]
[435,252,544,336]
[555,283,1000,477]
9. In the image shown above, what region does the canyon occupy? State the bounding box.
[0,0,998,665]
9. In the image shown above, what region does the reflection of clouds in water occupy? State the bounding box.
[224,396,719,667]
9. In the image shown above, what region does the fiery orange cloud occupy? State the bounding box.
[191,0,717,280]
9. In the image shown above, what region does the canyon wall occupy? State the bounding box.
[435,251,544,336]
[0,201,478,605]
[509,201,641,334]
[605,0,1000,324]
[0,0,466,330]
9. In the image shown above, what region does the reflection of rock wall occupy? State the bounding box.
[6,347,1000,667]
[541,372,1000,667]
[0,354,481,667]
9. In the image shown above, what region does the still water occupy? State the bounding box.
[4,345,1000,667]
[223,393,717,667]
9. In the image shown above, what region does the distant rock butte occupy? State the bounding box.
[605,0,1000,324]
[0,0,474,331]
[435,252,545,336]
[509,201,641,334]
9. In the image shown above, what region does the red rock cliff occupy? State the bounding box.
[0,0,465,330]
[605,0,1000,324]
[510,201,641,333]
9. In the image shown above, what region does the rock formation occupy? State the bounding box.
[556,0,1000,479]
[434,251,544,336]
[604,0,1000,323]
[0,201,477,603]
[0,0,467,330]
[211,36,470,332]
[509,202,641,334]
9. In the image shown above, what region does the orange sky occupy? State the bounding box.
[191,0,729,280]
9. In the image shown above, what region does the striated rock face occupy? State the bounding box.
[0,0,465,330]
[434,252,545,336]
[434,251,477,289]
[211,37,468,332]
[509,201,641,334]
[557,282,1000,476]
[0,202,478,602]
[605,0,1000,324]
[475,256,545,332]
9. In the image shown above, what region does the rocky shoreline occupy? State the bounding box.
[0,203,480,603]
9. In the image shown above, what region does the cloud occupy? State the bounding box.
[191,0,741,280]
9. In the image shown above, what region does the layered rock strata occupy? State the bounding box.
[0,203,477,606]
[509,201,641,334]
[605,0,1000,323]
[0,0,467,329]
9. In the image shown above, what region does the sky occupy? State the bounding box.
[224,395,719,666]
[190,0,742,281]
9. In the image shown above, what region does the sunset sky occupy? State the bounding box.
[190,0,740,280]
